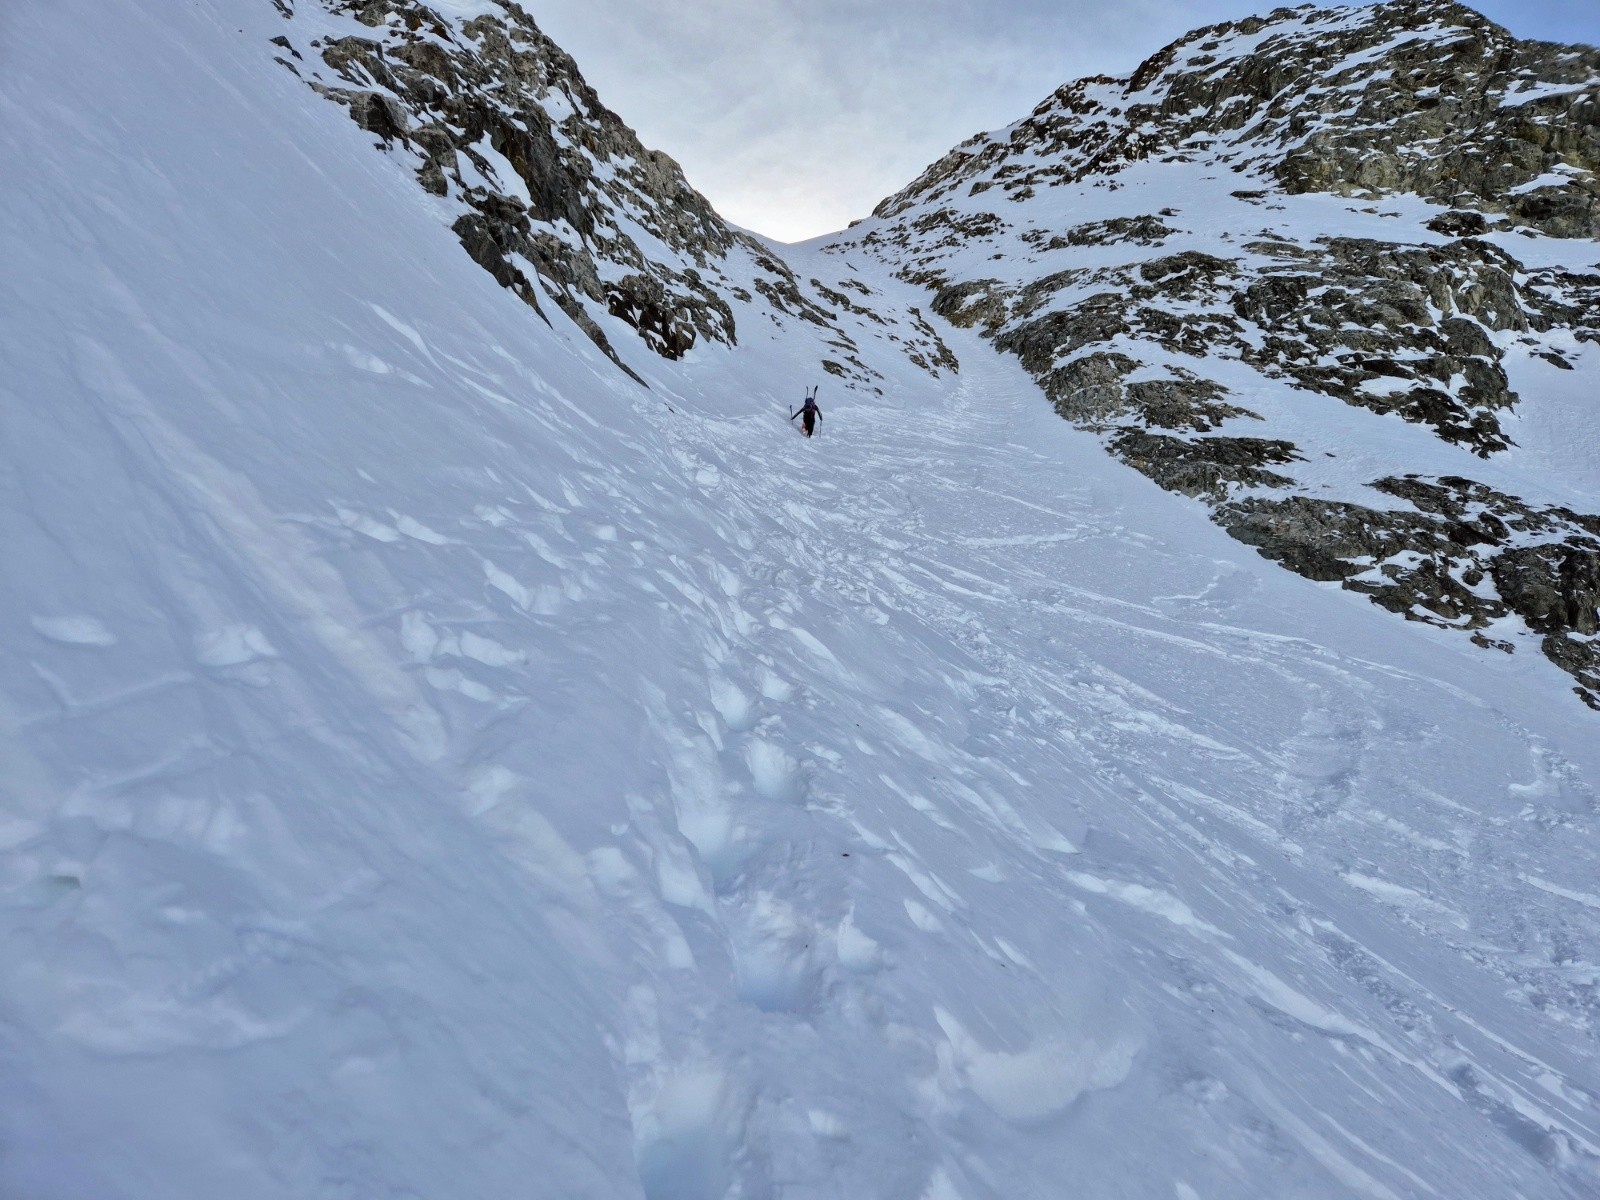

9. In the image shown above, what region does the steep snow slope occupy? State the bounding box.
[832,0,1600,704]
[3,2,1600,1199]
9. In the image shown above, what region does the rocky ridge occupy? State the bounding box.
[876,0,1600,238]
[833,0,1600,705]
[267,0,957,387]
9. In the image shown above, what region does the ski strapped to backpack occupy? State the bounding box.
[789,386,822,436]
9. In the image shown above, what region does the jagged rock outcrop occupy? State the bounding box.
[1109,430,1300,500]
[1218,479,1600,703]
[268,0,957,386]
[874,0,1600,238]
[835,0,1600,704]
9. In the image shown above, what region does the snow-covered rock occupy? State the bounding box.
[832,0,1600,702]
[271,0,958,387]
[872,0,1600,238]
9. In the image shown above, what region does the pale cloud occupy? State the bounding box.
[531,0,1600,242]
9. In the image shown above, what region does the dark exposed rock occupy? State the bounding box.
[1492,542,1600,636]
[903,307,961,374]
[912,208,1008,241]
[1541,634,1600,700]
[1217,493,1513,626]
[606,275,699,360]
[1037,352,1139,424]
[337,87,408,143]
[1139,251,1236,290]
[451,210,546,315]
[994,295,1129,369]
[959,225,1545,452]
[1220,496,1429,582]
[1426,210,1492,238]
[1241,237,1320,262]
[1125,376,1256,432]
[290,0,737,372]
[1033,353,1258,434]
[749,253,840,329]
[931,279,1009,333]
[1213,479,1600,695]
[275,0,955,383]
[1110,431,1298,500]
[1022,214,1177,251]
[1523,267,1600,344]
[1231,236,1527,453]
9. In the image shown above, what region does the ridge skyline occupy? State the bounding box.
[534,0,1600,241]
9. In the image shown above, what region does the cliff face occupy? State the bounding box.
[832,0,1600,704]
[268,0,957,387]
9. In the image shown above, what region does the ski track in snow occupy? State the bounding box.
[2,2,1599,1198]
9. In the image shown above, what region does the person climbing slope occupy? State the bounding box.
[791,386,822,438]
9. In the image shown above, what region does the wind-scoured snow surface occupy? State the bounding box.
[3,3,1600,1198]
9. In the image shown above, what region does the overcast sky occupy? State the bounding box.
[530,0,1600,243]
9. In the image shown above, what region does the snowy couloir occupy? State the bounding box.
[1,2,1598,1198]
